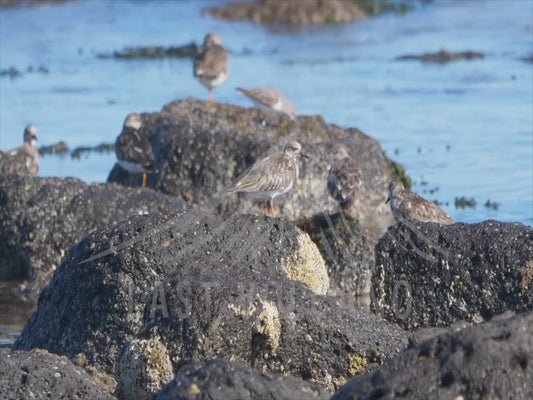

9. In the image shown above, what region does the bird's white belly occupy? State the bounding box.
[247,185,293,200]
[118,160,146,174]
[198,72,228,89]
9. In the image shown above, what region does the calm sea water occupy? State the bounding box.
[0,0,531,226]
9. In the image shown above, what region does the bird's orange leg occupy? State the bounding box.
[130,175,134,188]
[270,199,276,218]
[264,206,270,216]
[142,173,147,188]
[209,89,213,103]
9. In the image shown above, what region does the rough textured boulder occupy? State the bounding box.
[372,219,533,330]
[297,212,375,310]
[107,98,406,237]
[14,211,407,394]
[153,359,330,400]
[331,312,533,400]
[0,174,186,300]
[0,349,115,400]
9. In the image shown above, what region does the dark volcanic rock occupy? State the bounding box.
[107,98,405,237]
[153,359,330,400]
[0,348,115,400]
[0,174,186,300]
[372,219,533,330]
[331,312,533,400]
[396,49,484,63]
[14,211,407,394]
[297,212,375,309]
[205,0,365,27]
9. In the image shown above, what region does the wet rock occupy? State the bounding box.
[372,219,533,330]
[0,348,115,400]
[14,211,408,393]
[331,312,533,400]
[205,0,365,27]
[153,359,330,400]
[0,174,186,300]
[107,98,405,238]
[396,49,484,63]
[297,212,375,310]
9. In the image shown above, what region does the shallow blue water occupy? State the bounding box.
[1,0,532,224]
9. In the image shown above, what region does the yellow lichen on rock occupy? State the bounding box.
[282,230,329,295]
[117,336,174,400]
[348,354,367,376]
[253,298,282,355]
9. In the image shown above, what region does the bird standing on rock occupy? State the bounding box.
[226,141,305,217]
[387,180,455,225]
[8,124,39,176]
[327,144,361,215]
[194,33,229,103]
[115,113,157,188]
[237,87,297,120]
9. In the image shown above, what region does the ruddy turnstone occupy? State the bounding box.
[194,33,229,103]
[115,113,157,188]
[8,124,39,176]
[387,180,455,224]
[327,144,361,215]
[237,87,297,120]
[226,141,305,217]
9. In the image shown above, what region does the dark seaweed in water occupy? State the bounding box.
[455,196,476,209]
[0,65,49,79]
[397,49,484,63]
[71,143,115,159]
[39,141,70,156]
[97,43,198,60]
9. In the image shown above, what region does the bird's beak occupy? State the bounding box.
[386,195,390,204]
[301,152,309,159]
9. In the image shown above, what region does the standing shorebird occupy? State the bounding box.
[226,141,305,217]
[237,87,297,120]
[327,144,361,215]
[387,180,455,224]
[8,124,39,176]
[115,113,157,188]
[194,33,229,103]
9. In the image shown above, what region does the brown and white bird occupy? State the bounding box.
[226,141,305,217]
[194,33,229,103]
[115,113,157,188]
[237,87,297,120]
[327,144,361,215]
[386,180,455,225]
[8,124,39,176]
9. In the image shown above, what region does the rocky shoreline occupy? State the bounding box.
[0,99,531,399]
